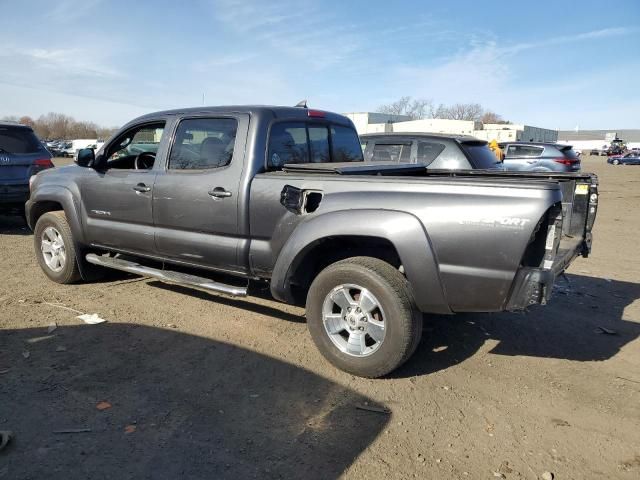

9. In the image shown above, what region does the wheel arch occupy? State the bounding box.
[270,209,451,314]
[27,186,85,244]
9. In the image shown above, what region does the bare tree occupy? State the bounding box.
[481,111,507,124]
[377,98,508,123]
[3,112,120,140]
[19,116,35,128]
[437,103,484,121]
[377,97,436,120]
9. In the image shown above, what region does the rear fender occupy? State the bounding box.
[270,209,451,314]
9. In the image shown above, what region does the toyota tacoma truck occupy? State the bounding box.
[26,105,598,378]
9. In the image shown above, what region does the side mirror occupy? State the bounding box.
[76,148,95,167]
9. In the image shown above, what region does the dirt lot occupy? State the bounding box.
[1,156,638,479]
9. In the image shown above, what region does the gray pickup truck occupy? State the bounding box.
[26,105,598,377]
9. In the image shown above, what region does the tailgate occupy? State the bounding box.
[555,174,598,259]
[0,163,32,183]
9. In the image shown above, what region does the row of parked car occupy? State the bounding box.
[45,139,104,158]
[360,133,581,172]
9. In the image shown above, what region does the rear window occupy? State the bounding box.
[461,143,502,169]
[330,126,364,163]
[0,127,42,154]
[371,143,411,163]
[506,145,544,157]
[268,122,363,169]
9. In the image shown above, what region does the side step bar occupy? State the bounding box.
[85,254,248,297]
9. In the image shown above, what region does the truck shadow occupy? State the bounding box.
[394,274,640,378]
[0,214,30,236]
[147,281,306,324]
[0,324,387,479]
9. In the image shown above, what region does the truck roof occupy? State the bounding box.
[130,105,353,125]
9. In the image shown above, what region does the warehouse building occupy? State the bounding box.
[475,124,558,143]
[343,112,557,143]
[557,129,640,151]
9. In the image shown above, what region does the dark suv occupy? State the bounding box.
[499,142,581,172]
[360,133,502,170]
[0,121,54,215]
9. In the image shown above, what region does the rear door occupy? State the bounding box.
[153,114,249,274]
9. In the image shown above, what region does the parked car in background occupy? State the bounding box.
[589,147,608,156]
[0,121,54,216]
[61,139,99,158]
[608,152,640,165]
[499,142,581,172]
[49,141,72,157]
[361,133,502,170]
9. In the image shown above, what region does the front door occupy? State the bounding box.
[153,115,249,274]
[80,121,168,254]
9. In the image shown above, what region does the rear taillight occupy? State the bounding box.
[34,158,54,168]
[307,109,326,118]
[553,158,578,166]
[31,158,55,176]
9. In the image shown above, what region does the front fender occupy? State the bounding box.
[270,209,451,314]
[26,185,85,244]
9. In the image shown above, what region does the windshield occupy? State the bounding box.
[462,143,502,169]
[0,127,42,154]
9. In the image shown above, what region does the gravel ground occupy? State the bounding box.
[0,156,638,479]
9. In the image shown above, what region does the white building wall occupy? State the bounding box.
[391,119,478,135]
[343,112,557,142]
[344,113,411,135]
[474,129,519,142]
[474,124,557,143]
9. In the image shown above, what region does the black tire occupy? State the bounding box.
[306,256,422,378]
[612,159,620,165]
[34,211,82,284]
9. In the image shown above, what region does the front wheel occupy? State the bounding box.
[306,257,422,378]
[612,159,620,165]
[34,211,81,284]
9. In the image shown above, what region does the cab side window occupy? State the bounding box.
[104,123,165,170]
[168,118,238,170]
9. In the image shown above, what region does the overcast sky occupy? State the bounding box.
[1,0,638,129]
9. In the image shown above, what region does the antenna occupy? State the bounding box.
[295,99,308,108]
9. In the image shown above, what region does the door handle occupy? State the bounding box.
[133,183,151,193]
[208,187,232,198]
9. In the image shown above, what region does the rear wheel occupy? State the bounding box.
[612,159,620,165]
[306,257,422,378]
[34,211,81,284]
